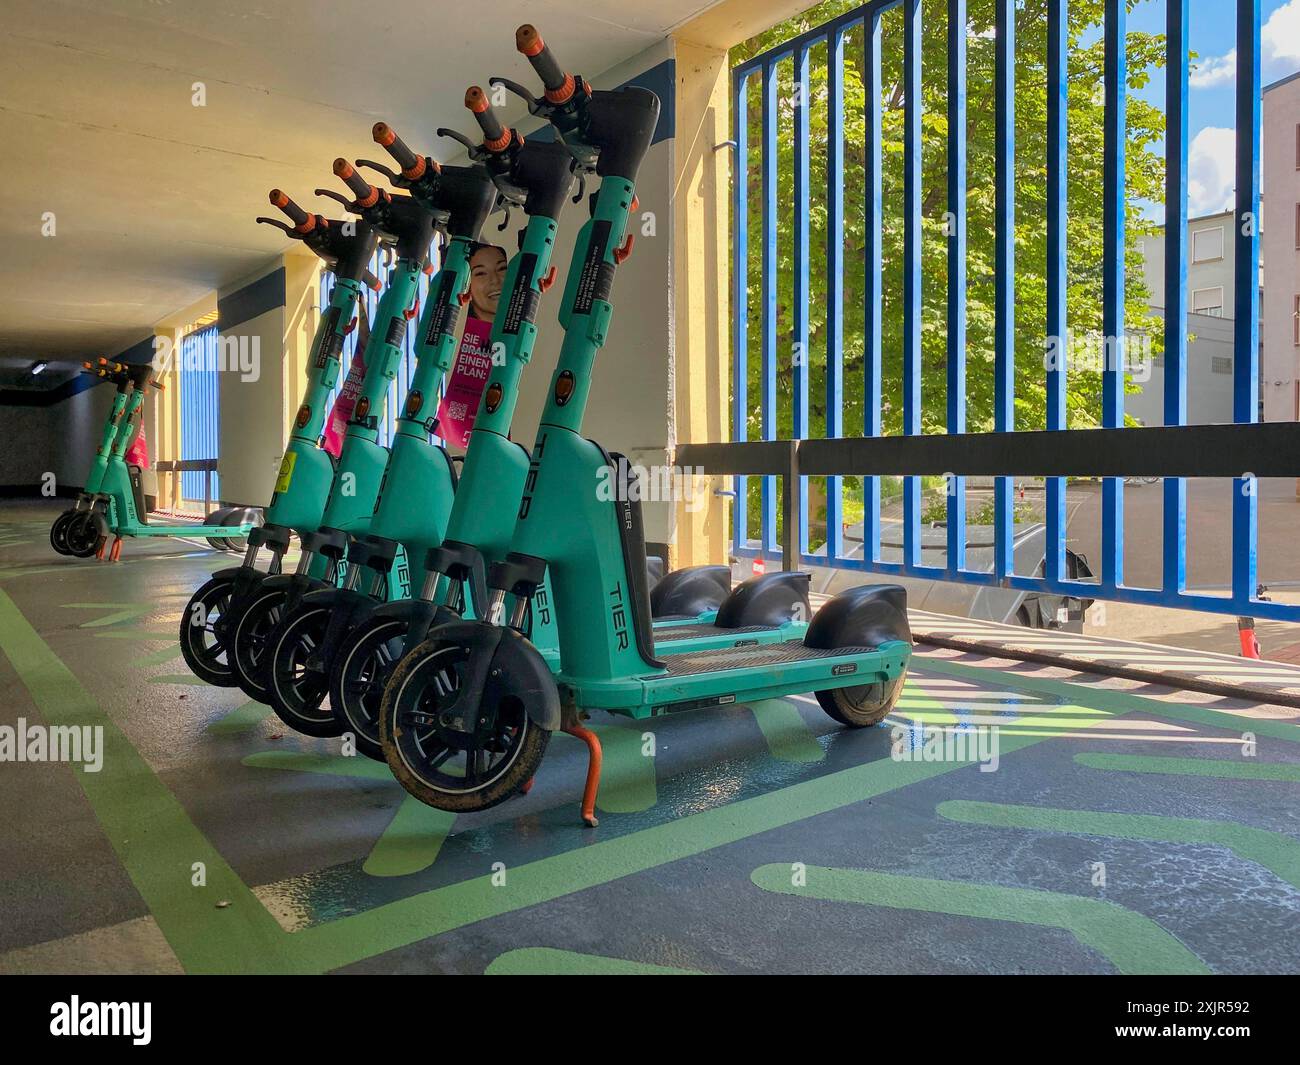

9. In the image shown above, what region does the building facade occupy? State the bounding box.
[1262,70,1300,423]
[1132,209,1240,426]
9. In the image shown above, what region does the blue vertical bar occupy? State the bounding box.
[1163,0,1189,597]
[1101,0,1126,592]
[732,71,750,558]
[901,0,922,571]
[1232,0,1261,609]
[1044,0,1067,589]
[946,0,967,578]
[864,13,882,565]
[761,60,778,558]
[825,30,845,562]
[993,0,1015,581]
[793,44,811,559]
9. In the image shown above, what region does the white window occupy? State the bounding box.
[1192,286,1224,317]
[1192,226,1224,263]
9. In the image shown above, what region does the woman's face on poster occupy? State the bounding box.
[468,245,508,320]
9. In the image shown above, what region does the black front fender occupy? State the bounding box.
[425,620,561,731]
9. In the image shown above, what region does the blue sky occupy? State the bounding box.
[1125,0,1300,220]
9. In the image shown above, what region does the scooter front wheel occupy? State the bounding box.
[178,575,240,686]
[64,511,105,558]
[230,589,289,702]
[49,510,77,555]
[330,617,409,761]
[266,606,341,736]
[379,638,550,813]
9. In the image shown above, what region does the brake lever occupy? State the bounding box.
[313,187,355,210]
[571,170,586,204]
[437,127,482,158]
[356,158,401,184]
[256,217,296,235]
[496,203,512,232]
[488,76,544,114]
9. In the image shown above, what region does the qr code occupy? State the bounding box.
[448,401,468,419]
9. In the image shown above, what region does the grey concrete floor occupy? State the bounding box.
[0,499,1296,974]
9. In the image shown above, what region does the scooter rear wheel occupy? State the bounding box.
[178,575,240,686]
[230,588,289,702]
[330,617,408,761]
[815,668,907,728]
[50,510,76,555]
[380,639,550,813]
[266,606,342,736]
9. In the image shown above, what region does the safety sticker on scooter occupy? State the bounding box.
[275,451,297,494]
[500,253,539,335]
[573,220,615,315]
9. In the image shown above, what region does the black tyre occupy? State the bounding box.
[65,511,104,558]
[815,668,907,728]
[229,588,290,702]
[380,639,549,813]
[265,606,341,736]
[49,511,76,555]
[178,575,240,687]
[330,617,409,760]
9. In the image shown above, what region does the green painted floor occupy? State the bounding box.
[0,501,1297,974]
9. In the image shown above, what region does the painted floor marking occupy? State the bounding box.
[1074,752,1300,783]
[242,750,455,879]
[749,863,1209,975]
[5,582,1297,973]
[61,602,157,628]
[938,801,1300,892]
[206,700,272,736]
[749,699,825,763]
[485,948,702,975]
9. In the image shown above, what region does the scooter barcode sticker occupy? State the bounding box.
[384,315,407,348]
[314,307,343,368]
[500,253,539,335]
[423,273,458,347]
[573,220,615,316]
[275,451,297,494]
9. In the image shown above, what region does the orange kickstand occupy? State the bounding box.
[109,537,123,562]
[561,719,602,828]
[95,537,107,560]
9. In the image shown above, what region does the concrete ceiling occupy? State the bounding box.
[0,0,723,388]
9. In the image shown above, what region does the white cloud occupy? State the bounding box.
[1187,126,1236,216]
[1191,48,1236,88]
[1263,0,1300,76]
[1192,1,1300,88]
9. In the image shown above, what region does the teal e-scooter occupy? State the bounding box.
[261,133,502,735]
[379,29,912,823]
[333,89,817,761]
[62,359,259,562]
[326,98,579,759]
[51,358,138,557]
[225,162,441,703]
[178,190,382,686]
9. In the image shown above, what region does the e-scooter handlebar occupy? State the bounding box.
[269,189,315,230]
[332,158,383,209]
[372,122,430,181]
[464,87,510,152]
[515,24,575,103]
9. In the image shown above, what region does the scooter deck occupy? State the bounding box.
[566,639,911,717]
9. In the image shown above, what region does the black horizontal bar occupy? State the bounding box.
[154,459,219,473]
[680,425,1300,479]
[676,439,795,477]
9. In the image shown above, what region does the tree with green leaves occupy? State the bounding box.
[732,0,1166,545]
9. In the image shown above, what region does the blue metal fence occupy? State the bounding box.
[318,240,444,448]
[179,324,220,501]
[728,0,1288,620]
